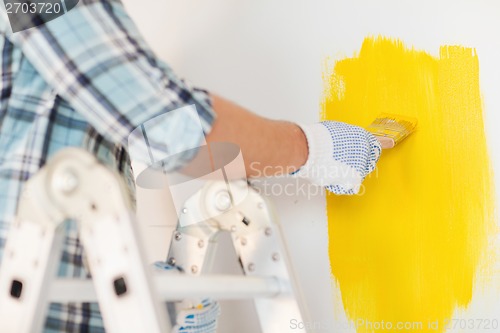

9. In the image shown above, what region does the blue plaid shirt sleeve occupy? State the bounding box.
[4,0,215,169]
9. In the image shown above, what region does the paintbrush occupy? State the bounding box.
[367,113,418,149]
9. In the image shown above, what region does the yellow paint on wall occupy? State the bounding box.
[323,36,495,332]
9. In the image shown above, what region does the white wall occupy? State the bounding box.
[122,1,500,332]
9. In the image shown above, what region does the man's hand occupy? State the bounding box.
[294,121,382,195]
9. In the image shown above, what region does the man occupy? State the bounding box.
[0,0,381,331]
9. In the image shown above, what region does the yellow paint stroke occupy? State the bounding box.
[323,36,495,332]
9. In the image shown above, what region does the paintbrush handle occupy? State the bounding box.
[375,135,395,149]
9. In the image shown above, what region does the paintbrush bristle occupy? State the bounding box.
[367,113,417,146]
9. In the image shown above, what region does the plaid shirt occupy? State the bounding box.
[0,0,215,331]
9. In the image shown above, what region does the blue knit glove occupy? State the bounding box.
[152,262,220,333]
[173,299,220,333]
[294,121,381,195]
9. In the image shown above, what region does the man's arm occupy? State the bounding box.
[205,93,383,195]
[207,94,308,177]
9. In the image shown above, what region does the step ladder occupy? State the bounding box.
[0,148,309,333]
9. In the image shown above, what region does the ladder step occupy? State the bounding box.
[50,275,284,302]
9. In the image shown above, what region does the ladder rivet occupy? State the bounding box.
[241,238,247,246]
[230,225,237,232]
[182,207,188,214]
[191,265,198,274]
[248,263,255,272]
[272,253,280,262]
[265,228,272,236]
[54,169,79,194]
[168,257,176,265]
[174,232,182,241]
[215,191,232,211]
[198,240,204,248]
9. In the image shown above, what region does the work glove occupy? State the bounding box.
[294,121,381,195]
[153,262,220,333]
[172,298,220,333]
